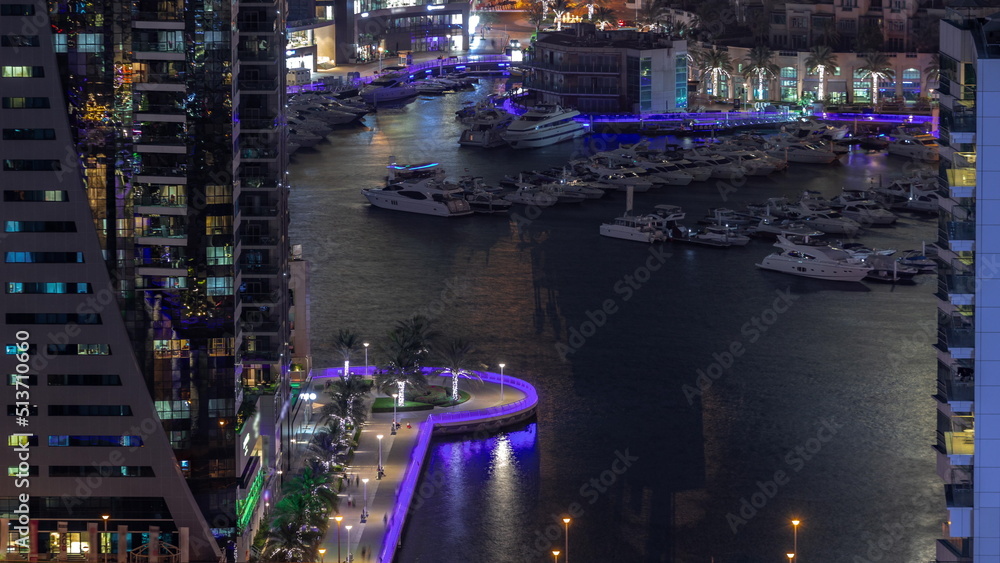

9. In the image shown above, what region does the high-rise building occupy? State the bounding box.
[933,6,1000,562]
[0,0,296,558]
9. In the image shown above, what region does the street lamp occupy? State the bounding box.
[304,392,317,425]
[791,519,800,562]
[101,514,109,563]
[334,516,343,563]
[787,554,795,562]
[562,517,570,563]
[377,434,384,477]
[361,478,369,521]
[391,394,398,434]
[318,548,326,563]
[552,550,561,563]
[345,525,353,563]
[363,342,369,378]
[498,363,505,402]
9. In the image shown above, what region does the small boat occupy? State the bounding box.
[896,249,937,273]
[863,254,920,283]
[838,202,898,226]
[745,216,825,239]
[503,185,560,207]
[685,225,750,247]
[886,127,939,162]
[465,190,512,214]
[600,215,666,243]
[698,208,751,227]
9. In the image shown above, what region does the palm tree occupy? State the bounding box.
[305,420,343,471]
[581,0,600,21]
[671,20,691,38]
[924,53,940,85]
[526,1,547,32]
[333,328,360,377]
[322,375,370,430]
[859,52,895,106]
[548,0,575,31]
[743,45,778,101]
[593,5,615,30]
[637,0,667,32]
[264,521,312,562]
[431,338,482,401]
[697,48,733,98]
[805,45,837,103]
[282,467,339,518]
[377,328,428,406]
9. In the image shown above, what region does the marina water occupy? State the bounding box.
[288,80,942,562]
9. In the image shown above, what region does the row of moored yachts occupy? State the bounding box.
[598,178,939,283]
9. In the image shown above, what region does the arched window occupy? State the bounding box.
[902,67,921,100]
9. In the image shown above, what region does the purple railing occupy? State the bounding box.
[372,369,538,563]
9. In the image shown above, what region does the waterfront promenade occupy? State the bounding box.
[304,369,537,563]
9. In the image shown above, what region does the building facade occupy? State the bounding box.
[525,28,689,114]
[933,7,1000,563]
[0,0,298,558]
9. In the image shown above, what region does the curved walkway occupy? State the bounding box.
[307,368,537,563]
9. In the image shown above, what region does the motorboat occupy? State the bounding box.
[745,216,825,239]
[414,79,450,95]
[501,104,587,148]
[838,202,898,226]
[767,143,839,164]
[287,128,323,148]
[540,184,586,204]
[458,107,514,148]
[893,187,941,214]
[465,190,512,214]
[698,208,751,227]
[755,235,872,282]
[361,77,418,105]
[779,204,862,236]
[640,205,690,240]
[580,166,655,192]
[668,159,713,182]
[686,225,751,247]
[862,254,920,283]
[886,127,939,162]
[786,119,850,141]
[896,249,938,273]
[600,214,666,243]
[504,185,560,207]
[683,151,746,180]
[361,179,473,217]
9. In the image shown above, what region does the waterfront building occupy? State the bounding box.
[525,27,690,113]
[0,0,301,559]
[932,7,1000,562]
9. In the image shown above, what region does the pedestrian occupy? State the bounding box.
[383,513,387,524]
[356,475,360,487]
[348,495,353,507]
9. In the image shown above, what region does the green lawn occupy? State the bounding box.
[371,385,471,412]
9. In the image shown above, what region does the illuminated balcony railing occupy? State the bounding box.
[134,41,185,53]
[137,227,187,238]
[133,10,183,21]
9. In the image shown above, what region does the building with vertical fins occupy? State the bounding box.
[0,0,299,557]
[934,5,1000,562]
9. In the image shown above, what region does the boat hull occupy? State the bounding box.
[362,189,473,217]
[756,254,870,281]
[600,224,663,243]
[504,125,586,149]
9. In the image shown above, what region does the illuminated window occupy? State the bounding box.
[6,374,36,385]
[153,339,190,359]
[207,276,233,296]
[3,190,68,202]
[1,97,50,109]
[6,252,83,263]
[207,246,233,266]
[45,344,110,355]
[6,282,91,294]
[0,66,44,77]
[206,215,232,234]
[2,129,55,140]
[209,338,233,357]
[6,435,36,447]
[206,185,232,204]
[5,221,76,233]
[7,466,37,476]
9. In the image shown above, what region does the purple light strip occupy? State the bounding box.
[375,368,538,563]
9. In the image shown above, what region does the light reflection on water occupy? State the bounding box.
[290,79,943,563]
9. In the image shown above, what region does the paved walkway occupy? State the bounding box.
[303,373,527,563]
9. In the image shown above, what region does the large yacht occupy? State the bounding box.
[501,104,587,148]
[756,235,872,282]
[361,179,473,217]
[886,127,939,162]
[458,107,514,148]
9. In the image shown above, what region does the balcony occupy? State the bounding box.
[937,325,974,357]
[238,350,282,362]
[239,292,279,304]
[240,234,279,245]
[135,195,187,212]
[240,147,279,160]
[945,167,976,198]
[237,21,277,33]
[240,176,279,189]
[523,61,622,74]
[239,264,280,275]
[937,366,974,411]
[239,205,278,217]
[137,165,188,177]
[135,103,186,115]
[240,321,281,333]
[937,272,974,304]
[238,79,280,92]
[941,220,975,251]
[523,79,620,96]
[238,48,279,62]
[134,41,186,55]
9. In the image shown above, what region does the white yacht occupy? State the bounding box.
[361,77,418,105]
[745,216,825,239]
[458,107,514,148]
[362,179,473,217]
[780,204,862,236]
[581,166,655,191]
[687,225,751,247]
[698,208,751,227]
[756,235,872,282]
[600,215,666,243]
[839,202,898,226]
[766,137,839,164]
[504,185,561,207]
[668,159,713,182]
[502,105,587,148]
[683,151,746,180]
[886,127,939,162]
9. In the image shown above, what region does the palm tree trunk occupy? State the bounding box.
[397,382,406,406]
[588,4,593,19]
[452,374,459,401]
[757,73,764,100]
[871,75,878,105]
[818,67,825,102]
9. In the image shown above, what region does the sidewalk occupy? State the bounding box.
[313,374,527,562]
